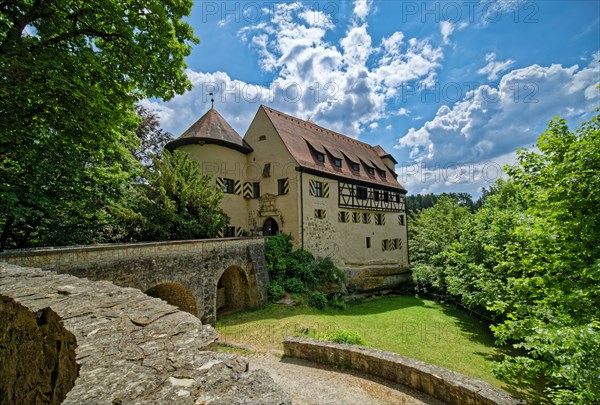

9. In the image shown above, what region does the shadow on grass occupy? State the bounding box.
[218,294,427,324]
[216,295,427,348]
[433,301,547,404]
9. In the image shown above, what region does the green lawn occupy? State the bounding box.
[216,295,542,403]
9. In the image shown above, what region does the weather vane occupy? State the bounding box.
[209,92,215,109]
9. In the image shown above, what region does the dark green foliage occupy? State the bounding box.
[409,113,600,403]
[407,192,475,213]
[0,0,197,248]
[307,291,328,310]
[284,278,306,294]
[408,196,471,296]
[328,294,348,310]
[117,151,228,241]
[265,234,293,281]
[268,282,285,301]
[264,235,345,305]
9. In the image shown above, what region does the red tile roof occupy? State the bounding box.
[257,105,405,191]
[166,108,252,153]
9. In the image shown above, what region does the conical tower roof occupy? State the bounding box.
[166,108,252,153]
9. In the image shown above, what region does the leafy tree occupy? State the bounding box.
[121,150,228,241]
[437,114,600,403]
[0,0,197,247]
[132,105,174,168]
[408,196,471,296]
[407,192,475,213]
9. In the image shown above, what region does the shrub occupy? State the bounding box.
[326,330,366,345]
[284,277,306,294]
[328,293,347,310]
[264,235,346,303]
[307,290,327,310]
[268,282,285,301]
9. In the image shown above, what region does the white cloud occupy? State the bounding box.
[396,150,519,196]
[353,0,373,22]
[478,52,515,80]
[369,122,379,130]
[149,2,445,140]
[140,70,280,136]
[397,62,600,167]
[386,125,393,130]
[440,21,454,44]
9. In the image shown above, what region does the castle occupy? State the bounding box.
[166,105,409,293]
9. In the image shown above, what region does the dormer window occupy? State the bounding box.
[334,158,342,168]
[380,170,387,178]
[316,152,325,163]
[367,167,375,175]
[351,162,360,171]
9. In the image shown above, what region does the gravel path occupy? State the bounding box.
[248,353,446,405]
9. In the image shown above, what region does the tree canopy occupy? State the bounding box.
[409,113,600,403]
[0,0,198,248]
[118,150,228,241]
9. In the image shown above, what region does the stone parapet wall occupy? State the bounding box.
[0,237,263,269]
[0,237,269,326]
[283,337,523,405]
[0,263,289,404]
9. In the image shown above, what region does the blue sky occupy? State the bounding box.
[145,0,600,196]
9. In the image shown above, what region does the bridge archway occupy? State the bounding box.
[145,282,198,316]
[216,266,250,317]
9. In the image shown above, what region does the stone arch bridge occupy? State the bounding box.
[0,237,269,325]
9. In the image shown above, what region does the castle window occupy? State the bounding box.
[373,190,380,201]
[366,237,371,248]
[380,170,387,178]
[259,135,266,141]
[338,211,348,223]
[315,209,326,219]
[375,213,385,225]
[367,167,375,175]
[313,181,323,197]
[356,186,368,200]
[383,191,389,202]
[316,152,325,163]
[352,212,360,223]
[253,182,260,198]
[399,214,405,226]
[224,226,236,237]
[396,193,401,203]
[334,158,342,168]
[278,178,289,195]
[263,163,271,177]
[222,178,235,194]
[351,162,360,171]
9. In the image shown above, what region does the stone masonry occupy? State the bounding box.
[0,237,270,326]
[0,262,289,404]
[283,337,524,405]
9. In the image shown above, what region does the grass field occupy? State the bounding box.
[216,295,542,402]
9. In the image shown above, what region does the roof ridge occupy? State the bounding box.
[261,105,380,152]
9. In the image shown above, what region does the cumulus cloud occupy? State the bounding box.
[396,150,520,196]
[397,62,600,167]
[440,21,454,44]
[478,52,515,80]
[353,0,373,22]
[152,1,443,138]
